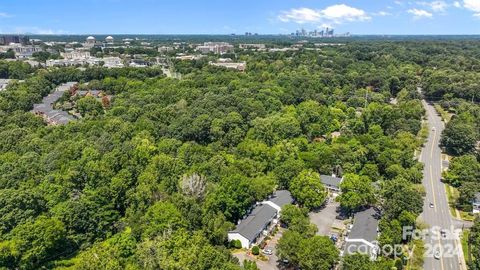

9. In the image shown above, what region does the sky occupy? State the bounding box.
[0,0,480,35]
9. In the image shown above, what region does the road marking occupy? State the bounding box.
[430,166,437,213]
[438,239,445,270]
[430,129,436,158]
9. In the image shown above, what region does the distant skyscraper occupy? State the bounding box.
[0,35,29,45]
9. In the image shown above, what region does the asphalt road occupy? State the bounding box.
[420,100,465,270]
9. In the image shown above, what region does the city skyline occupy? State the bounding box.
[0,0,480,35]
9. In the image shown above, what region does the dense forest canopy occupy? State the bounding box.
[0,38,479,269]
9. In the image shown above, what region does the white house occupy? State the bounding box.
[227,190,293,248]
[473,192,480,214]
[320,174,344,195]
[344,208,380,260]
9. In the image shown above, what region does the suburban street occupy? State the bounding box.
[420,99,465,270]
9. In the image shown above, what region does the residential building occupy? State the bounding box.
[158,46,174,53]
[228,190,293,248]
[239,44,266,50]
[102,57,124,68]
[344,208,380,260]
[47,59,86,67]
[331,131,342,139]
[473,192,480,214]
[61,51,91,60]
[4,44,43,59]
[0,79,11,91]
[320,174,344,194]
[196,42,234,55]
[32,82,77,125]
[209,60,246,71]
[175,54,204,61]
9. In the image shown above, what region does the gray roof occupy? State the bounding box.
[474,193,480,204]
[231,204,277,242]
[269,190,293,208]
[77,90,102,96]
[31,82,77,125]
[349,208,380,241]
[344,208,380,256]
[320,175,343,188]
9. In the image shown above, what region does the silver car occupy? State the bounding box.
[262,249,273,255]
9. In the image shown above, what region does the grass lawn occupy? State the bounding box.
[460,211,475,222]
[445,185,476,221]
[434,104,452,123]
[445,185,460,217]
[406,239,425,270]
[461,230,471,264]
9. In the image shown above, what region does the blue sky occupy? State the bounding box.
[0,0,479,35]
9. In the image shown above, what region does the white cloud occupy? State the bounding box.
[278,4,370,25]
[12,26,68,35]
[408,8,434,17]
[417,1,448,12]
[375,11,392,16]
[453,1,462,7]
[463,0,480,16]
[321,4,371,23]
[0,12,12,18]
[278,8,322,23]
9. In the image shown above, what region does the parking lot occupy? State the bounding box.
[233,200,348,270]
[309,199,343,235]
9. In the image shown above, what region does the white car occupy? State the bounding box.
[262,249,273,255]
[432,127,436,131]
[429,202,434,208]
[434,250,441,260]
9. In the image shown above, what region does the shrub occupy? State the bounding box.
[252,245,260,255]
[234,240,242,249]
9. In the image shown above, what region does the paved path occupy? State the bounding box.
[233,228,288,270]
[420,99,466,270]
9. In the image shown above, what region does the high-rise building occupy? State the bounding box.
[0,35,29,45]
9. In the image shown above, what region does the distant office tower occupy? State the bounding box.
[0,35,29,45]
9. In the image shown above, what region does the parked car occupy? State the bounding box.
[330,234,338,243]
[434,250,441,259]
[262,249,273,255]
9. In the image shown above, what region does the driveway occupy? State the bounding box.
[233,228,292,270]
[309,200,340,236]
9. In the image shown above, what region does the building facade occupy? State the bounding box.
[228,190,293,248]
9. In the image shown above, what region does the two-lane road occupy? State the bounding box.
[421,99,465,270]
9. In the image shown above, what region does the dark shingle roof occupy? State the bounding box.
[31,82,77,125]
[344,208,380,256]
[269,190,293,208]
[349,208,379,241]
[320,175,343,188]
[231,204,277,242]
